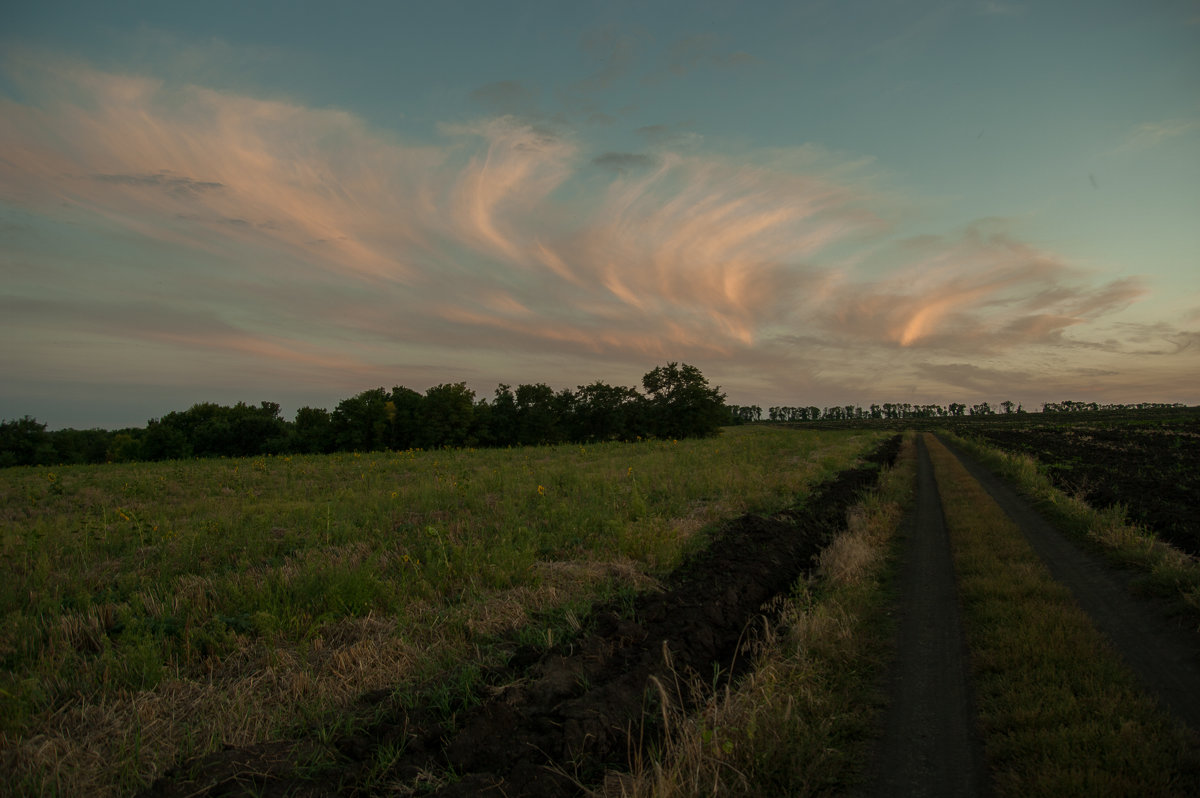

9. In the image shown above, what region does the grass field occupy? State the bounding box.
[0,426,887,796]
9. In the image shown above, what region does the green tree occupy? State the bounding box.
[294,406,334,453]
[332,388,390,451]
[515,383,570,445]
[142,417,192,460]
[573,381,641,442]
[0,416,54,467]
[419,383,476,448]
[49,428,112,464]
[387,387,424,449]
[641,362,727,439]
[487,384,520,446]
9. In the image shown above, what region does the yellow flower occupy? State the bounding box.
[537,485,545,496]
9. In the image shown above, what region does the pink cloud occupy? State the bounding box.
[2,51,1194,411]
[821,225,1147,352]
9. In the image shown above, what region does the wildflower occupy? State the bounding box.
[537,485,546,496]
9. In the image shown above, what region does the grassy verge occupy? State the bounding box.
[613,432,916,797]
[0,426,886,797]
[926,434,1200,796]
[943,431,1200,615]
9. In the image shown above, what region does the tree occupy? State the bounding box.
[0,416,54,467]
[420,383,476,448]
[332,388,390,451]
[49,427,113,464]
[142,417,192,460]
[487,385,520,446]
[641,363,727,439]
[515,383,565,446]
[572,381,640,442]
[387,387,424,449]
[294,406,334,454]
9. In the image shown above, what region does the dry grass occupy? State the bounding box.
[2,427,889,796]
[606,433,915,797]
[1,558,661,797]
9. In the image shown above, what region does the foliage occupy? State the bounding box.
[1,364,731,467]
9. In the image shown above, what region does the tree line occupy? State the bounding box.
[727,399,1188,423]
[0,363,728,467]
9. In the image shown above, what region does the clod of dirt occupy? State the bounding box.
[143,435,901,798]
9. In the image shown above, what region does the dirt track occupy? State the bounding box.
[862,435,987,797]
[865,433,1200,798]
[937,434,1200,734]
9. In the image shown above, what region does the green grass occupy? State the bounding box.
[0,426,886,797]
[943,431,1200,615]
[926,434,1200,797]
[616,432,916,796]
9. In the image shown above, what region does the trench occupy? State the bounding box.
[143,434,901,798]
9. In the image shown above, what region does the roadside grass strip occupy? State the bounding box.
[944,432,1200,615]
[925,434,1200,797]
[617,433,916,797]
[0,427,886,798]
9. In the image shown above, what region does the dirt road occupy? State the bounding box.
[866,433,1200,797]
[937,434,1200,733]
[863,435,988,797]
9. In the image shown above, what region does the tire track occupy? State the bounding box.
[864,435,988,797]
[935,434,1200,734]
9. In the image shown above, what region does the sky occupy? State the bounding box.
[2,0,1198,429]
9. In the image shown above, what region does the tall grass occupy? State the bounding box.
[613,433,916,796]
[0,426,886,797]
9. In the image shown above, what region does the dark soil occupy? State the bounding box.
[141,435,902,798]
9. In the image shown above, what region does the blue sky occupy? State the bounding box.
[2,0,1198,428]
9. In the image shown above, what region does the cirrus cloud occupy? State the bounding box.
[1,49,1193,415]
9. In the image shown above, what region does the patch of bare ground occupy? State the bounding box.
[140,436,901,798]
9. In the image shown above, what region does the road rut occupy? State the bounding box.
[863,435,988,797]
[936,434,1200,733]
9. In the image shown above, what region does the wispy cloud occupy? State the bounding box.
[591,152,659,174]
[1119,119,1200,151]
[635,122,704,149]
[646,33,761,82]
[820,223,1147,352]
[469,80,540,117]
[1,50,1192,411]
